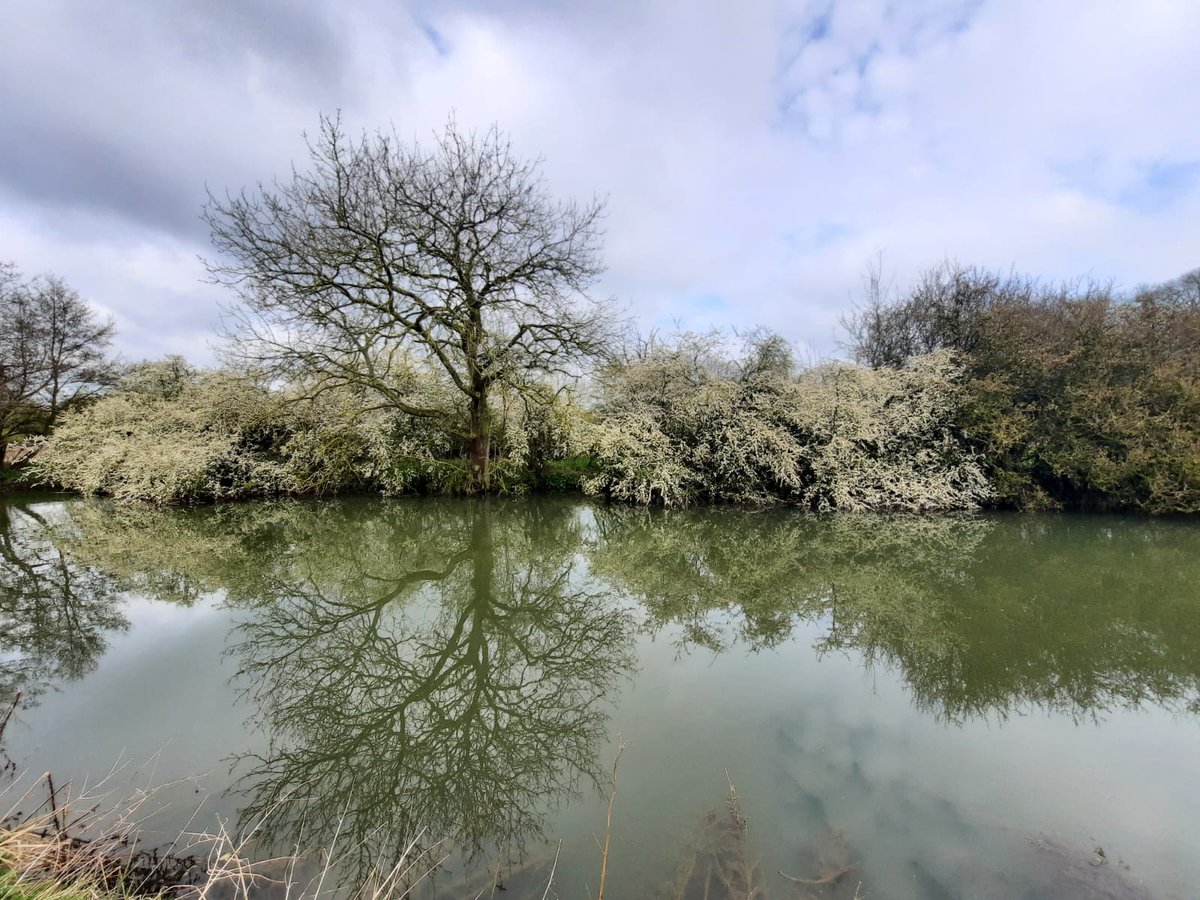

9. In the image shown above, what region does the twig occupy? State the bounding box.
[46,771,63,835]
[541,840,562,900]
[596,736,627,900]
[778,864,853,887]
[0,691,20,740]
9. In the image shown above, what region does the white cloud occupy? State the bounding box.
[1,0,1197,362]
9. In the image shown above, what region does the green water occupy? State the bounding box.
[1,495,1198,898]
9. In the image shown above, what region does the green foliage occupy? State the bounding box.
[849,264,1200,514]
[533,456,595,492]
[0,867,100,900]
[0,465,34,493]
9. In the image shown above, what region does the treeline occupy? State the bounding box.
[846,263,1200,512]
[22,259,1198,515]
[4,115,1197,513]
[7,258,1199,513]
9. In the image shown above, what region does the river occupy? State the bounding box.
[1,494,1198,898]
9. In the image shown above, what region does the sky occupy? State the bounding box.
[1,0,1198,364]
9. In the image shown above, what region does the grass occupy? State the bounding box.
[0,774,186,900]
[0,866,107,900]
[0,824,147,900]
[0,770,451,900]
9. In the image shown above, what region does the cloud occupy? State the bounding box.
[1,0,1198,362]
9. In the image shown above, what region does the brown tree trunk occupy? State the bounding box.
[467,393,491,492]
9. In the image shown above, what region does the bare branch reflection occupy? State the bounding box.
[0,500,127,717]
[224,500,636,886]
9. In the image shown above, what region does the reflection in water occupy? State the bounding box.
[229,500,636,883]
[59,498,636,887]
[61,500,1200,734]
[592,506,1200,722]
[10,496,1200,895]
[0,500,127,718]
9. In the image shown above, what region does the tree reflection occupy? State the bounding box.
[218,499,636,886]
[45,493,1200,890]
[593,506,1200,723]
[0,499,127,719]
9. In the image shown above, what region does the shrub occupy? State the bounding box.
[581,333,989,510]
[34,373,293,503]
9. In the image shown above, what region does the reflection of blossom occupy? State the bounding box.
[594,506,1200,723]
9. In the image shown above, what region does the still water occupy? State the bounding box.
[1,494,1198,898]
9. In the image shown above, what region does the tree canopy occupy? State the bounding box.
[0,265,115,466]
[204,116,613,490]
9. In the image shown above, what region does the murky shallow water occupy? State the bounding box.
[2,495,1198,898]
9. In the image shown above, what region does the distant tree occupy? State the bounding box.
[0,266,116,467]
[204,116,612,490]
[116,355,196,400]
[843,260,1042,367]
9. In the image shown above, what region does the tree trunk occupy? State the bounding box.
[468,392,491,492]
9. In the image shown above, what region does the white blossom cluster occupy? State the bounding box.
[581,341,991,511]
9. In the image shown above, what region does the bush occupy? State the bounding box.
[33,360,587,504]
[847,264,1200,514]
[34,373,293,503]
[581,333,989,510]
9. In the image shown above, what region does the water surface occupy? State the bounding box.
[2,495,1198,898]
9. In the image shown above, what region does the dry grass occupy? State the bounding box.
[0,770,447,900]
[0,762,223,899]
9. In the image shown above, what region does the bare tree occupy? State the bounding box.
[204,116,612,490]
[0,267,115,468]
[843,260,1032,367]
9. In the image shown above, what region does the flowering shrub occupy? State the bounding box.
[581,335,990,511]
[35,373,293,503]
[35,360,583,503]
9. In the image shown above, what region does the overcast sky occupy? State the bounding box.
[2,0,1198,363]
